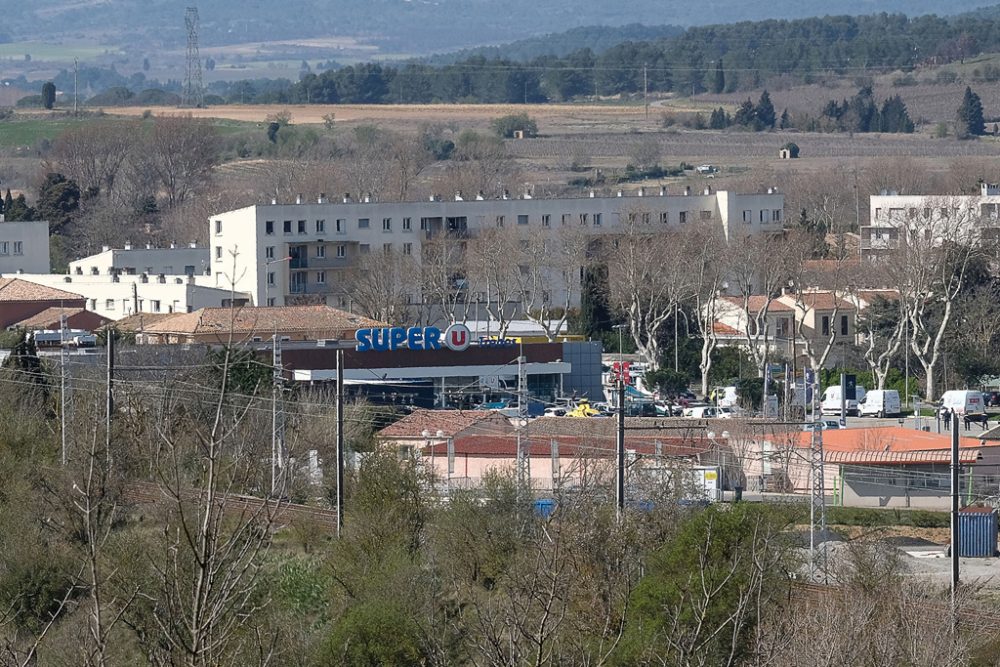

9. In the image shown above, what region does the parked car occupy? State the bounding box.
[985,391,1000,407]
[683,405,719,419]
[803,419,844,431]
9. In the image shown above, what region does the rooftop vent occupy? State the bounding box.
[318,193,327,204]
[296,193,303,204]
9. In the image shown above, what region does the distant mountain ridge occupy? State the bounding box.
[0,0,994,55]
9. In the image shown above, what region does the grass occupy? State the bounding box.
[0,114,257,149]
[0,41,112,61]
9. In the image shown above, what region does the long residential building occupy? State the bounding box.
[0,219,49,274]
[209,188,785,310]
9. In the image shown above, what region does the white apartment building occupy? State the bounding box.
[209,188,785,309]
[0,219,49,274]
[68,242,211,278]
[863,183,1000,257]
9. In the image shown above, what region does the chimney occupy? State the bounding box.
[704,186,711,195]
[659,185,667,196]
[523,190,532,200]
[124,241,132,250]
[684,186,691,196]
[767,187,773,194]
[363,192,372,203]
[189,241,197,249]
[476,191,485,201]
[502,189,510,200]
[270,197,277,205]
[169,241,176,249]
[589,190,596,198]
[343,193,352,203]
[318,192,327,203]
[102,245,110,252]
[295,193,303,204]
[637,187,645,197]
[429,194,437,202]
[616,189,623,197]
[145,243,152,250]
[455,191,464,201]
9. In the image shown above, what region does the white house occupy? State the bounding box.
[68,242,210,278]
[0,219,49,274]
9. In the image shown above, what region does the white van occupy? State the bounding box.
[683,405,718,419]
[859,389,901,418]
[821,385,867,416]
[940,390,985,415]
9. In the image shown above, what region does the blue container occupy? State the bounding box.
[533,499,556,518]
[958,508,998,558]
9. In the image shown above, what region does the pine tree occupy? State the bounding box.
[709,107,728,129]
[878,95,914,133]
[733,99,755,127]
[754,89,775,129]
[957,86,985,137]
[779,108,790,129]
[712,60,725,94]
[3,189,11,214]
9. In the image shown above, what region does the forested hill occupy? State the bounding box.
[0,0,991,54]
[281,10,1000,104]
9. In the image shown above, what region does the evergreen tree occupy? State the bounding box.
[3,189,11,214]
[578,265,612,339]
[709,107,729,129]
[779,108,790,129]
[957,86,986,137]
[4,194,32,221]
[35,173,80,232]
[40,81,56,110]
[712,60,725,94]
[754,89,775,129]
[878,95,914,133]
[733,99,755,127]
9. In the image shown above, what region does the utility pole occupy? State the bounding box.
[643,63,649,120]
[616,376,626,518]
[951,410,960,612]
[515,347,530,495]
[73,58,78,116]
[271,332,284,496]
[60,312,67,466]
[336,348,344,537]
[105,327,115,464]
[809,369,826,581]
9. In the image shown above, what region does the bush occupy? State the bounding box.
[490,112,537,138]
[321,600,428,666]
[781,141,800,158]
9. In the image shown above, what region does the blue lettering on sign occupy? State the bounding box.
[355,326,446,351]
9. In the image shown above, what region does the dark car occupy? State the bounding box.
[986,391,1000,408]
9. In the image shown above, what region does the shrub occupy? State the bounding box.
[490,112,537,138]
[782,142,800,158]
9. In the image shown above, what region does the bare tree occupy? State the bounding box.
[418,236,472,325]
[686,221,728,396]
[466,227,521,338]
[512,226,589,341]
[146,114,221,208]
[49,120,139,201]
[340,247,418,325]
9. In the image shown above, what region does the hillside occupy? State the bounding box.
[0,0,993,54]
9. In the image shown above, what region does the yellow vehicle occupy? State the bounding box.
[567,399,600,418]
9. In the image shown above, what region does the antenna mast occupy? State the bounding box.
[183,7,204,108]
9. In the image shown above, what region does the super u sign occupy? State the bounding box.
[354,323,472,352]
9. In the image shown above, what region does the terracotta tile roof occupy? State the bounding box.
[12,306,110,329]
[378,409,514,439]
[784,291,854,311]
[111,312,177,332]
[422,434,712,458]
[826,449,981,465]
[142,305,385,337]
[713,321,740,336]
[0,278,83,302]
[528,416,717,441]
[794,426,981,452]
[722,296,795,312]
[855,289,900,304]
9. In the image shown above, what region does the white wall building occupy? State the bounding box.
[864,183,1000,257]
[209,188,785,309]
[3,272,249,321]
[68,242,210,278]
[0,219,49,274]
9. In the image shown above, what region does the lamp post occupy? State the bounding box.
[265,255,292,497]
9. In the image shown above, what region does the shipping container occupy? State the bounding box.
[958,507,998,558]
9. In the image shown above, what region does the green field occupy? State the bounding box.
[0,115,256,148]
[0,41,113,61]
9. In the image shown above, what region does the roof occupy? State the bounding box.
[12,306,111,329]
[0,278,83,303]
[378,409,514,439]
[142,305,385,337]
[827,449,981,465]
[784,291,854,311]
[795,426,982,452]
[855,289,900,304]
[528,416,718,441]
[713,321,740,337]
[112,312,177,332]
[980,425,1000,442]
[722,296,795,313]
[422,434,711,458]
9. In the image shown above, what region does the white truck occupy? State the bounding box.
[820,384,866,416]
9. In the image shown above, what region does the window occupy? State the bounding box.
[518,214,529,226]
[383,243,392,253]
[923,208,931,219]
[151,300,161,313]
[265,220,274,235]
[316,245,326,259]
[700,210,712,220]
[383,217,392,231]
[594,213,602,226]
[297,220,306,234]
[336,219,345,233]
[678,211,687,224]
[267,272,275,286]
[759,210,766,222]
[403,242,413,255]
[283,220,292,234]
[215,246,222,259]
[874,208,881,219]
[660,212,669,224]
[184,265,195,276]
[821,316,830,336]
[105,299,115,310]
[420,218,429,230]
[579,213,588,225]
[266,298,275,307]
[214,220,222,234]
[0,242,7,255]
[941,207,950,218]
[772,209,782,222]
[642,212,650,224]
[337,245,346,258]
[316,271,326,284]
[358,218,370,229]
[496,215,505,227]
[542,214,550,227]
[743,209,751,223]
[840,315,849,335]
[561,214,571,225]
[360,244,370,254]
[403,217,412,231]
[265,246,275,259]
[908,208,917,219]
[316,219,325,233]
